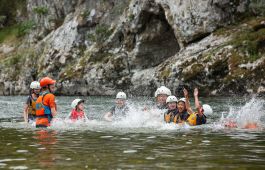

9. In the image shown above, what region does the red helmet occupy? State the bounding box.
[40,77,56,87]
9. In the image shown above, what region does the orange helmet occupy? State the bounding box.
[40,77,56,87]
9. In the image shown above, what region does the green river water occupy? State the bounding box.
[0,96,265,169]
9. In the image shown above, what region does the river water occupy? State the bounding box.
[0,96,265,169]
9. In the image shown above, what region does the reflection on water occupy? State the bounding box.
[33,130,57,168]
[0,96,264,169]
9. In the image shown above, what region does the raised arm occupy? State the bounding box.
[194,88,203,117]
[183,88,193,114]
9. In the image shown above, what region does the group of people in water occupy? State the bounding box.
[23,76,215,128]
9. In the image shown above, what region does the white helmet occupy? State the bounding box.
[178,98,186,103]
[155,86,171,97]
[166,96,178,103]
[202,104,213,115]
[71,99,85,109]
[116,92,127,99]
[30,81,41,89]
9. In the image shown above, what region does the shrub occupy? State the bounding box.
[33,6,49,15]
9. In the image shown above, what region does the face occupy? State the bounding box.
[177,102,186,113]
[168,102,177,110]
[156,94,168,106]
[33,89,40,94]
[48,84,56,93]
[77,102,84,111]
[116,99,126,108]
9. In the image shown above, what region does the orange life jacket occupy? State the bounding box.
[35,92,54,127]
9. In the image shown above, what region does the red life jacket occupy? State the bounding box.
[70,109,85,121]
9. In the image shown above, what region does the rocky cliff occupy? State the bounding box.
[0,0,265,96]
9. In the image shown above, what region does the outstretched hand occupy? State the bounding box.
[194,88,198,96]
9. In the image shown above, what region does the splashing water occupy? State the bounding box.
[1,96,265,169]
[220,98,265,129]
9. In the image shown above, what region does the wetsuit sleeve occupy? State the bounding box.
[26,96,31,105]
[196,114,207,125]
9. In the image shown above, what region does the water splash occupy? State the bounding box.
[220,98,265,129]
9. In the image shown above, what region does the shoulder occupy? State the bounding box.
[26,95,32,103]
[44,93,55,99]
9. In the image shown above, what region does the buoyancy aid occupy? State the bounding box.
[70,109,84,121]
[173,111,189,124]
[35,92,54,127]
[28,96,37,116]
[164,109,178,123]
[186,112,207,126]
[187,113,197,126]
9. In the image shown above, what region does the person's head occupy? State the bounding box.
[166,96,178,110]
[30,81,41,95]
[155,86,171,106]
[202,104,213,116]
[71,99,85,111]
[115,92,126,108]
[177,98,186,113]
[40,77,56,93]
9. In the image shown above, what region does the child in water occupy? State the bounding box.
[164,96,178,123]
[184,88,207,125]
[164,88,208,125]
[104,92,129,121]
[23,81,41,123]
[69,99,87,121]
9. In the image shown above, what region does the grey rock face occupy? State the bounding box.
[0,0,264,96]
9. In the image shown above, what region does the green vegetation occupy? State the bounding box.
[80,10,90,18]
[17,20,36,37]
[0,20,35,42]
[33,6,49,15]
[0,53,26,80]
[183,63,204,81]
[213,17,265,62]
[4,54,23,66]
[160,67,171,79]
[229,25,265,62]
[128,14,135,21]
[0,25,18,43]
[87,24,113,44]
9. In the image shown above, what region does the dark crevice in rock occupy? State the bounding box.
[131,5,180,69]
[187,32,211,45]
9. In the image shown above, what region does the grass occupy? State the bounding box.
[0,20,35,43]
[17,20,36,37]
[33,6,49,15]
[0,25,19,43]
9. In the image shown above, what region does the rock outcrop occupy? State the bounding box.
[0,0,265,96]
